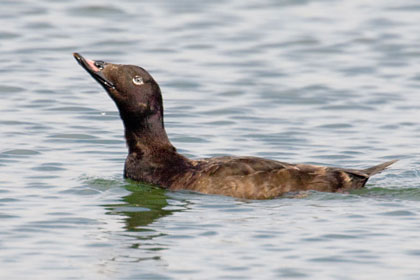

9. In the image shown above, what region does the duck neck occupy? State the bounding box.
[123,111,172,153]
[122,112,192,187]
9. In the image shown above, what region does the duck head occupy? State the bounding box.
[73,53,165,133]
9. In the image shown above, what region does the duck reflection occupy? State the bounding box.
[99,181,185,264]
[106,182,180,231]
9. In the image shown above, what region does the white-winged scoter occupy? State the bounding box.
[73,53,397,199]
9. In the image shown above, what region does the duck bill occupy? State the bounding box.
[73,52,115,89]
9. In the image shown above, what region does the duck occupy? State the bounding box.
[73,53,397,199]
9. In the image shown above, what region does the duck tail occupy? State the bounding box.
[362,159,398,177]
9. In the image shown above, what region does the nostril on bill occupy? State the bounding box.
[94,61,105,70]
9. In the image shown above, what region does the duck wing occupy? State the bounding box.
[196,156,291,176]
[173,157,397,199]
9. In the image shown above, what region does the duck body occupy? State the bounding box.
[173,156,366,199]
[124,149,395,199]
[73,53,396,199]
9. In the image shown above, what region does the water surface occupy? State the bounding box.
[1,0,420,279]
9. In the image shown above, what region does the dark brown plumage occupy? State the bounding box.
[73,53,397,199]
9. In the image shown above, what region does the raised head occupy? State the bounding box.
[73,53,170,149]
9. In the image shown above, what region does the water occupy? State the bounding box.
[1,0,420,279]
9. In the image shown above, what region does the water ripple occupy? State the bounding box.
[1,0,420,279]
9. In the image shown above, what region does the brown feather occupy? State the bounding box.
[74,53,398,200]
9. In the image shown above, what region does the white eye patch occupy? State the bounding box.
[132,76,144,85]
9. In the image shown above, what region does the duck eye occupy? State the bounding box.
[132,76,144,85]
